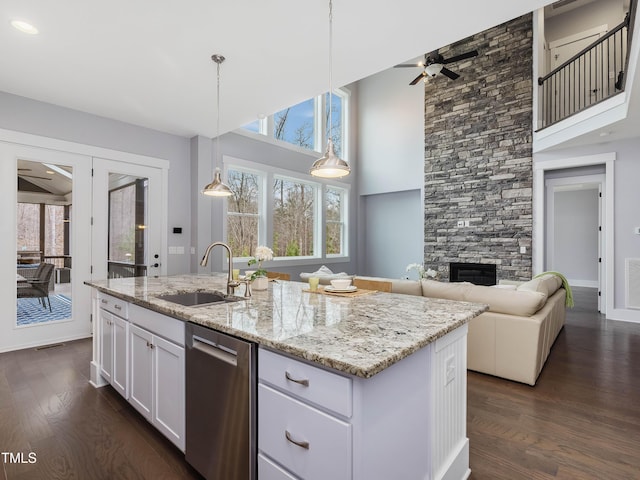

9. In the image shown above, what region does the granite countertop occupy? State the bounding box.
[87,274,488,378]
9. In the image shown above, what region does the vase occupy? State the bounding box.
[252,275,268,291]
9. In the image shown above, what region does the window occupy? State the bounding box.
[227,168,261,257]
[240,88,349,160]
[17,203,40,251]
[224,160,349,264]
[44,205,66,256]
[325,186,346,256]
[108,184,137,263]
[272,177,316,257]
[273,98,315,150]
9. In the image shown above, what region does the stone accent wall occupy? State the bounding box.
[424,14,533,281]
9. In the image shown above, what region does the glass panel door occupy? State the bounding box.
[92,159,165,281]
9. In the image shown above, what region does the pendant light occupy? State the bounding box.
[310,0,350,178]
[202,54,233,197]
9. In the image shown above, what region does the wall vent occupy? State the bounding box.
[626,258,640,309]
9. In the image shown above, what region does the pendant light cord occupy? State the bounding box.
[328,0,333,145]
[216,59,221,170]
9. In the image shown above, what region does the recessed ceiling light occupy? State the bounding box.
[11,20,39,35]
[46,170,55,175]
[599,131,612,137]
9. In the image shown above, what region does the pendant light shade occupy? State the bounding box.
[202,54,233,197]
[311,0,350,178]
[202,167,233,196]
[310,139,350,178]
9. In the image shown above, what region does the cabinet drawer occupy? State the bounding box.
[259,348,352,417]
[258,384,351,480]
[258,454,298,480]
[98,292,129,318]
[129,303,184,346]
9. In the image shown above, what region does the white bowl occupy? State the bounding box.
[330,279,352,289]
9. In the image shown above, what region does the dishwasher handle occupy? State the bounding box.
[192,336,238,367]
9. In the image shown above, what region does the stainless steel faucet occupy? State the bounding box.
[200,241,241,295]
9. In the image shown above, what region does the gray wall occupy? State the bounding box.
[553,188,599,285]
[535,137,640,309]
[355,58,424,277]
[361,190,423,279]
[545,0,626,44]
[0,91,192,274]
[423,14,534,281]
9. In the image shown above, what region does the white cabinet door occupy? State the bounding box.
[112,315,129,399]
[99,310,113,384]
[129,323,153,422]
[153,335,185,451]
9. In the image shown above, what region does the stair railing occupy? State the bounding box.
[537,4,635,130]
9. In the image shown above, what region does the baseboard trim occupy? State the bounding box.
[438,438,470,480]
[90,360,108,388]
[0,333,91,354]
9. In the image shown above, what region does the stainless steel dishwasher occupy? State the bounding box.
[185,322,257,480]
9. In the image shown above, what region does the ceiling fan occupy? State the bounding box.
[395,49,479,85]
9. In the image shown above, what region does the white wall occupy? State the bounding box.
[545,0,626,44]
[553,188,599,286]
[355,66,425,275]
[356,67,424,195]
[361,190,423,278]
[0,91,192,274]
[535,137,640,316]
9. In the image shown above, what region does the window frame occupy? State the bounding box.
[225,165,265,259]
[223,156,350,269]
[324,185,348,258]
[237,87,350,160]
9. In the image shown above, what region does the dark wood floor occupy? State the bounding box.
[468,287,640,479]
[1,287,639,479]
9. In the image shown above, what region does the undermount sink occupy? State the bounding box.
[156,291,243,307]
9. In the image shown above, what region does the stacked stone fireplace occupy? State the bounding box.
[423,14,533,282]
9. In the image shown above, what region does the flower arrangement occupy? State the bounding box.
[248,246,274,280]
[406,263,438,280]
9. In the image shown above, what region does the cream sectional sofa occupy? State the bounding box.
[353,274,567,386]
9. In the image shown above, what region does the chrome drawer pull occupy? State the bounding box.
[101,299,108,304]
[285,430,309,450]
[285,371,309,387]
[114,304,122,310]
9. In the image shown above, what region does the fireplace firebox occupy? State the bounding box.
[449,262,496,286]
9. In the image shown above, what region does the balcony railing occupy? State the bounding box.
[538,5,635,129]
[108,261,147,279]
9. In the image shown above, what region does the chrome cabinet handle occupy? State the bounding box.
[101,299,108,304]
[114,304,122,310]
[285,430,309,450]
[285,371,309,387]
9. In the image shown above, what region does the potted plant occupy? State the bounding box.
[248,246,274,290]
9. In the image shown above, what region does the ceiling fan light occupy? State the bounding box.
[425,63,443,77]
[311,139,350,178]
[202,168,233,197]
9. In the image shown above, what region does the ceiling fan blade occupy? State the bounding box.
[409,72,425,85]
[440,68,460,80]
[394,63,423,68]
[442,50,478,64]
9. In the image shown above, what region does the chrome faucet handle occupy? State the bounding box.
[241,279,252,298]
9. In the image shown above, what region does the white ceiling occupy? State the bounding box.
[1,0,554,139]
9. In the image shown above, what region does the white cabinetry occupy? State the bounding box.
[258,324,470,480]
[128,303,186,452]
[98,293,129,399]
[94,290,185,453]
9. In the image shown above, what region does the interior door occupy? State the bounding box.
[92,158,166,280]
[0,142,92,352]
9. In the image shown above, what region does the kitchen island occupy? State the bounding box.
[88,274,487,480]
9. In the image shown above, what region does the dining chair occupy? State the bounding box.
[17,263,55,312]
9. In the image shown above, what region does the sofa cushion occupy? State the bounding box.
[422,279,547,316]
[465,285,548,317]
[517,274,562,297]
[421,279,473,301]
